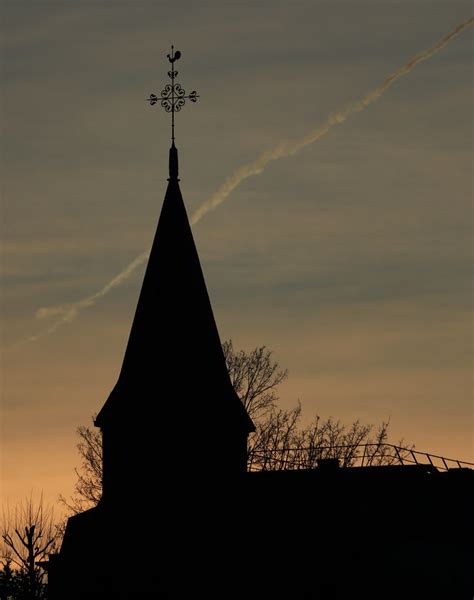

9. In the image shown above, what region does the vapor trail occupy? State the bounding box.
[28,251,149,343]
[191,16,473,222]
[31,16,473,342]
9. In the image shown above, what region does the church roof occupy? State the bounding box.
[95,145,254,433]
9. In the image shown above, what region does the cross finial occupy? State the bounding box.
[147,46,199,145]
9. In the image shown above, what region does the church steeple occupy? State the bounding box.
[95,51,254,500]
[95,147,254,434]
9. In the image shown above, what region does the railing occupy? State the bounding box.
[247,443,474,472]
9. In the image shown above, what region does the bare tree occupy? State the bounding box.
[247,404,303,470]
[1,494,60,599]
[248,413,413,471]
[58,424,102,516]
[222,340,288,419]
[61,340,412,513]
[60,340,290,514]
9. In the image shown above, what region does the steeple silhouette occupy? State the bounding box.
[93,49,253,500]
[95,143,254,499]
[48,49,474,600]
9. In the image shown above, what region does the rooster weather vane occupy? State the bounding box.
[147,46,199,143]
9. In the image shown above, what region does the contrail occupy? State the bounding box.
[27,251,149,343]
[30,16,473,343]
[191,16,473,222]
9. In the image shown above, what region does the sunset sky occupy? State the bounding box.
[1,1,473,513]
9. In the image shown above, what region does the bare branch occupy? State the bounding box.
[1,493,60,597]
[223,340,288,420]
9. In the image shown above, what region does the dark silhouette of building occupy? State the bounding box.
[96,143,254,498]
[48,143,253,597]
[49,144,473,599]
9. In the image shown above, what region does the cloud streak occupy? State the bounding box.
[30,16,473,343]
[27,251,149,343]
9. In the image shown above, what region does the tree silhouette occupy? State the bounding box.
[58,425,102,515]
[60,340,289,514]
[1,494,60,600]
[247,405,404,470]
[60,340,411,514]
[222,340,288,419]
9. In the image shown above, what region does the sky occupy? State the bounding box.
[1,0,473,513]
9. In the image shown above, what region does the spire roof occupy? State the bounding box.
[95,146,254,434]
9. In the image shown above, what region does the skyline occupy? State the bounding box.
[1,1,473,512]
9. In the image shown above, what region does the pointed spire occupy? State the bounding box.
[95,48,253,493]
[95,153,254,438]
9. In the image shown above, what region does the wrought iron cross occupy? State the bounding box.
[147,46,199,143]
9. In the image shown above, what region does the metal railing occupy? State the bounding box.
[247,443,474,472]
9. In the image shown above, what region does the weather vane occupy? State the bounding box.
[147,46,199,144]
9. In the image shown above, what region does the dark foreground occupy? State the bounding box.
[49,463,473,599]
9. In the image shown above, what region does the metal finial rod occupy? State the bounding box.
[147,46,199,145]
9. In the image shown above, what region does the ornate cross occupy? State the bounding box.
[147,46,199,143]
